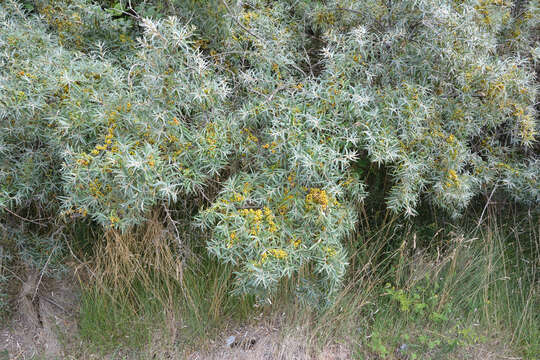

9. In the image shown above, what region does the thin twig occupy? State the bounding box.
[162,204,184,256]
[0,205,49,227]
[331,7,385,32]
[62,231,98,281]
[331,7,363,16]
[0,263,26,284]
[476,185,498,231]
[31,245,57,303]
[31,227,64,304]
[263,84,289,106]
[40,296,69,313]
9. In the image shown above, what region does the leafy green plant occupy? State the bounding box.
[367,331,390,358]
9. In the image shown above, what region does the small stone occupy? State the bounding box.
[226,335,236,348]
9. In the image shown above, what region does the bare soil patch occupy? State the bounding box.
[0,269,79,359]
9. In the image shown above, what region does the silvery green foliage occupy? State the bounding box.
[0,2,65,212]
[200,0,537,304]
[314,0,539,217]
[58,17,235,229]
[0,0,537,306]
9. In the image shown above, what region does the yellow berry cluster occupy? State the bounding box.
[76,153,92,166]
[323,246,337,258]
[89,107,130,156]
[238,206,278,235]
[88,179,104,198]
[262,141,277,153]
[277,190,293,215]
[445,169,460,188]
[289,237,302,248]
[205,122,217,150]
[243,128,259,143]
[260,248,287,263]
[16,70,37,79]
[39,5,84,47]
[305,188,329,211]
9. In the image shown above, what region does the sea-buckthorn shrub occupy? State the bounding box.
[58,17,235,229]
[200,0,537,303]
[198,172,359,304]
[1,0,538,305]
[0,2,68,213]
[312,0,539,217]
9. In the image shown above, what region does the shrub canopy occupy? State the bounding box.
[1,0,538,305]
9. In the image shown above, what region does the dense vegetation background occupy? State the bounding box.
[0,0,538,358]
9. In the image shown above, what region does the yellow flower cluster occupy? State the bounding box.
[261,248,287,263]
[232,192,245,202]
[227,231,237,248]
[495,162,519,175]
[269,248,287,259]
[63,207,88,217]
[171,142,193,161]
[90,109,126,156]
[91,124,118,155]
[305,188,329,211]
[109,214,120,225]
[352,53,362,62]
[242,11,259,24]
[238,206,278,235]
[287,172,296,186]
[243,128,259,143]
[239,208,262,218]
[323,246,337,257]
[445,169,460,188]
[206,122,217,150]
[263,207,278,233]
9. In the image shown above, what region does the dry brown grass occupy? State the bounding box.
[92,210,184,304]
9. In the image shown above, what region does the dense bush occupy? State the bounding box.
[1,0,537,305]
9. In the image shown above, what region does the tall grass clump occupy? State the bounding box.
[75,206,257,354]
[294,206,539,359]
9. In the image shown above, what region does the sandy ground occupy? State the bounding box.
[0,270,79,359]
